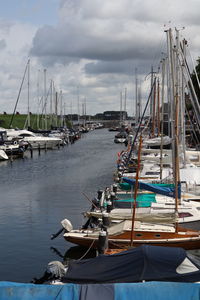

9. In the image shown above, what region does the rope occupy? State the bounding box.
[77,239,96,261]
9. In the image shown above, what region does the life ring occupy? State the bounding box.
[13,141,17,145]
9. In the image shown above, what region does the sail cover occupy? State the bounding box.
[63,245,200,283]
[122,177,181,198]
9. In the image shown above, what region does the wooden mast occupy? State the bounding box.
[157,78,160,135]
[130,135,142,247]
[151,77,157,137]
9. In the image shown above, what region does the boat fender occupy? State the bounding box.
[110,192,116,201]
[118,172,123,178]
[112,184,118,193]
[106,200,113,213]
[118,166,124,171]
[97,230,108,254]
[102,212,110,227]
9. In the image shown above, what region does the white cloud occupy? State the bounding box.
[1,0,200,116]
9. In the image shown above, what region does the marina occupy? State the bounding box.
[1,0,200,299]
[0,128,122,282]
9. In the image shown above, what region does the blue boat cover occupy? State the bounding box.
[0,282,79,300]
[0,281,200,300]
[119,182,174,191]
[63,245,200,284]
[114,193,156,208]
[122,177,181,198]
[114,282,200,300]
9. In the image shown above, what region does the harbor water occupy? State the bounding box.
[0,129,123,282]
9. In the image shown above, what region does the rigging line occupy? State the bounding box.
[150,33,166,71]
[185,105,200,146]
[187,47,200,90]
[9,59,30,128]
[126,77,156,165]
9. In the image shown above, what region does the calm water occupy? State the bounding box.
[0,129,123,282]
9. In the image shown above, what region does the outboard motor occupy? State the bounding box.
[51,219,73,240]
[98,190,105,210]
[105,187,110,200]
[97,230,108,254]
[97,190,103,200]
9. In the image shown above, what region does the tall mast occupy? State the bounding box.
[120,91,123,125]
[60,90,63,127]
[124,87,127,121]
[130,135,142,246]
[180,39,186,165]
[157,78,160,135]
[160,58,166,180]
[77,86,80,126]
[151,77,157,137]
[135,68,138,125]
[44,69,47,130]
[27,59,30,128]
[37,69,40,129]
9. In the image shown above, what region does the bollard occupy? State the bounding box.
[38,144,41,156]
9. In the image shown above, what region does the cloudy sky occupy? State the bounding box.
[0,0,200,116]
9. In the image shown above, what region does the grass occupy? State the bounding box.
[0,114,71,130]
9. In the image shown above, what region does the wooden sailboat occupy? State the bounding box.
[63,135,200,250]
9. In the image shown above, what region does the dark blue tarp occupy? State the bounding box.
[122,177,181,198]
[63,245,200,284]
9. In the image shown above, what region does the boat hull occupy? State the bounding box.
[64,231,200,250]
[65,236,200,250]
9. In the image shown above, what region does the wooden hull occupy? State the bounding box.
[64,228,200,250]
[64,235,200,250]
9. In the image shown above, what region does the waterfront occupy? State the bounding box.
[0,129,123,282]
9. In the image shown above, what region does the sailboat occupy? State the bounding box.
[53,29,200,251]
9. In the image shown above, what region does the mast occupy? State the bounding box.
[151,77,157,137]
[27,59,30,128]
[157,78,160,135]
[160,58,166,180]
[9,60,30,128]
[135,68,138,125]
[130,135,142,246]
[37,69,40,129]
[124,87,127,121]
[180,39,186,165]
[55,91,58,127]
[120,91,123,125]
[77,86,80,126]
[44,69,47,130]
[50,80,53,128]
